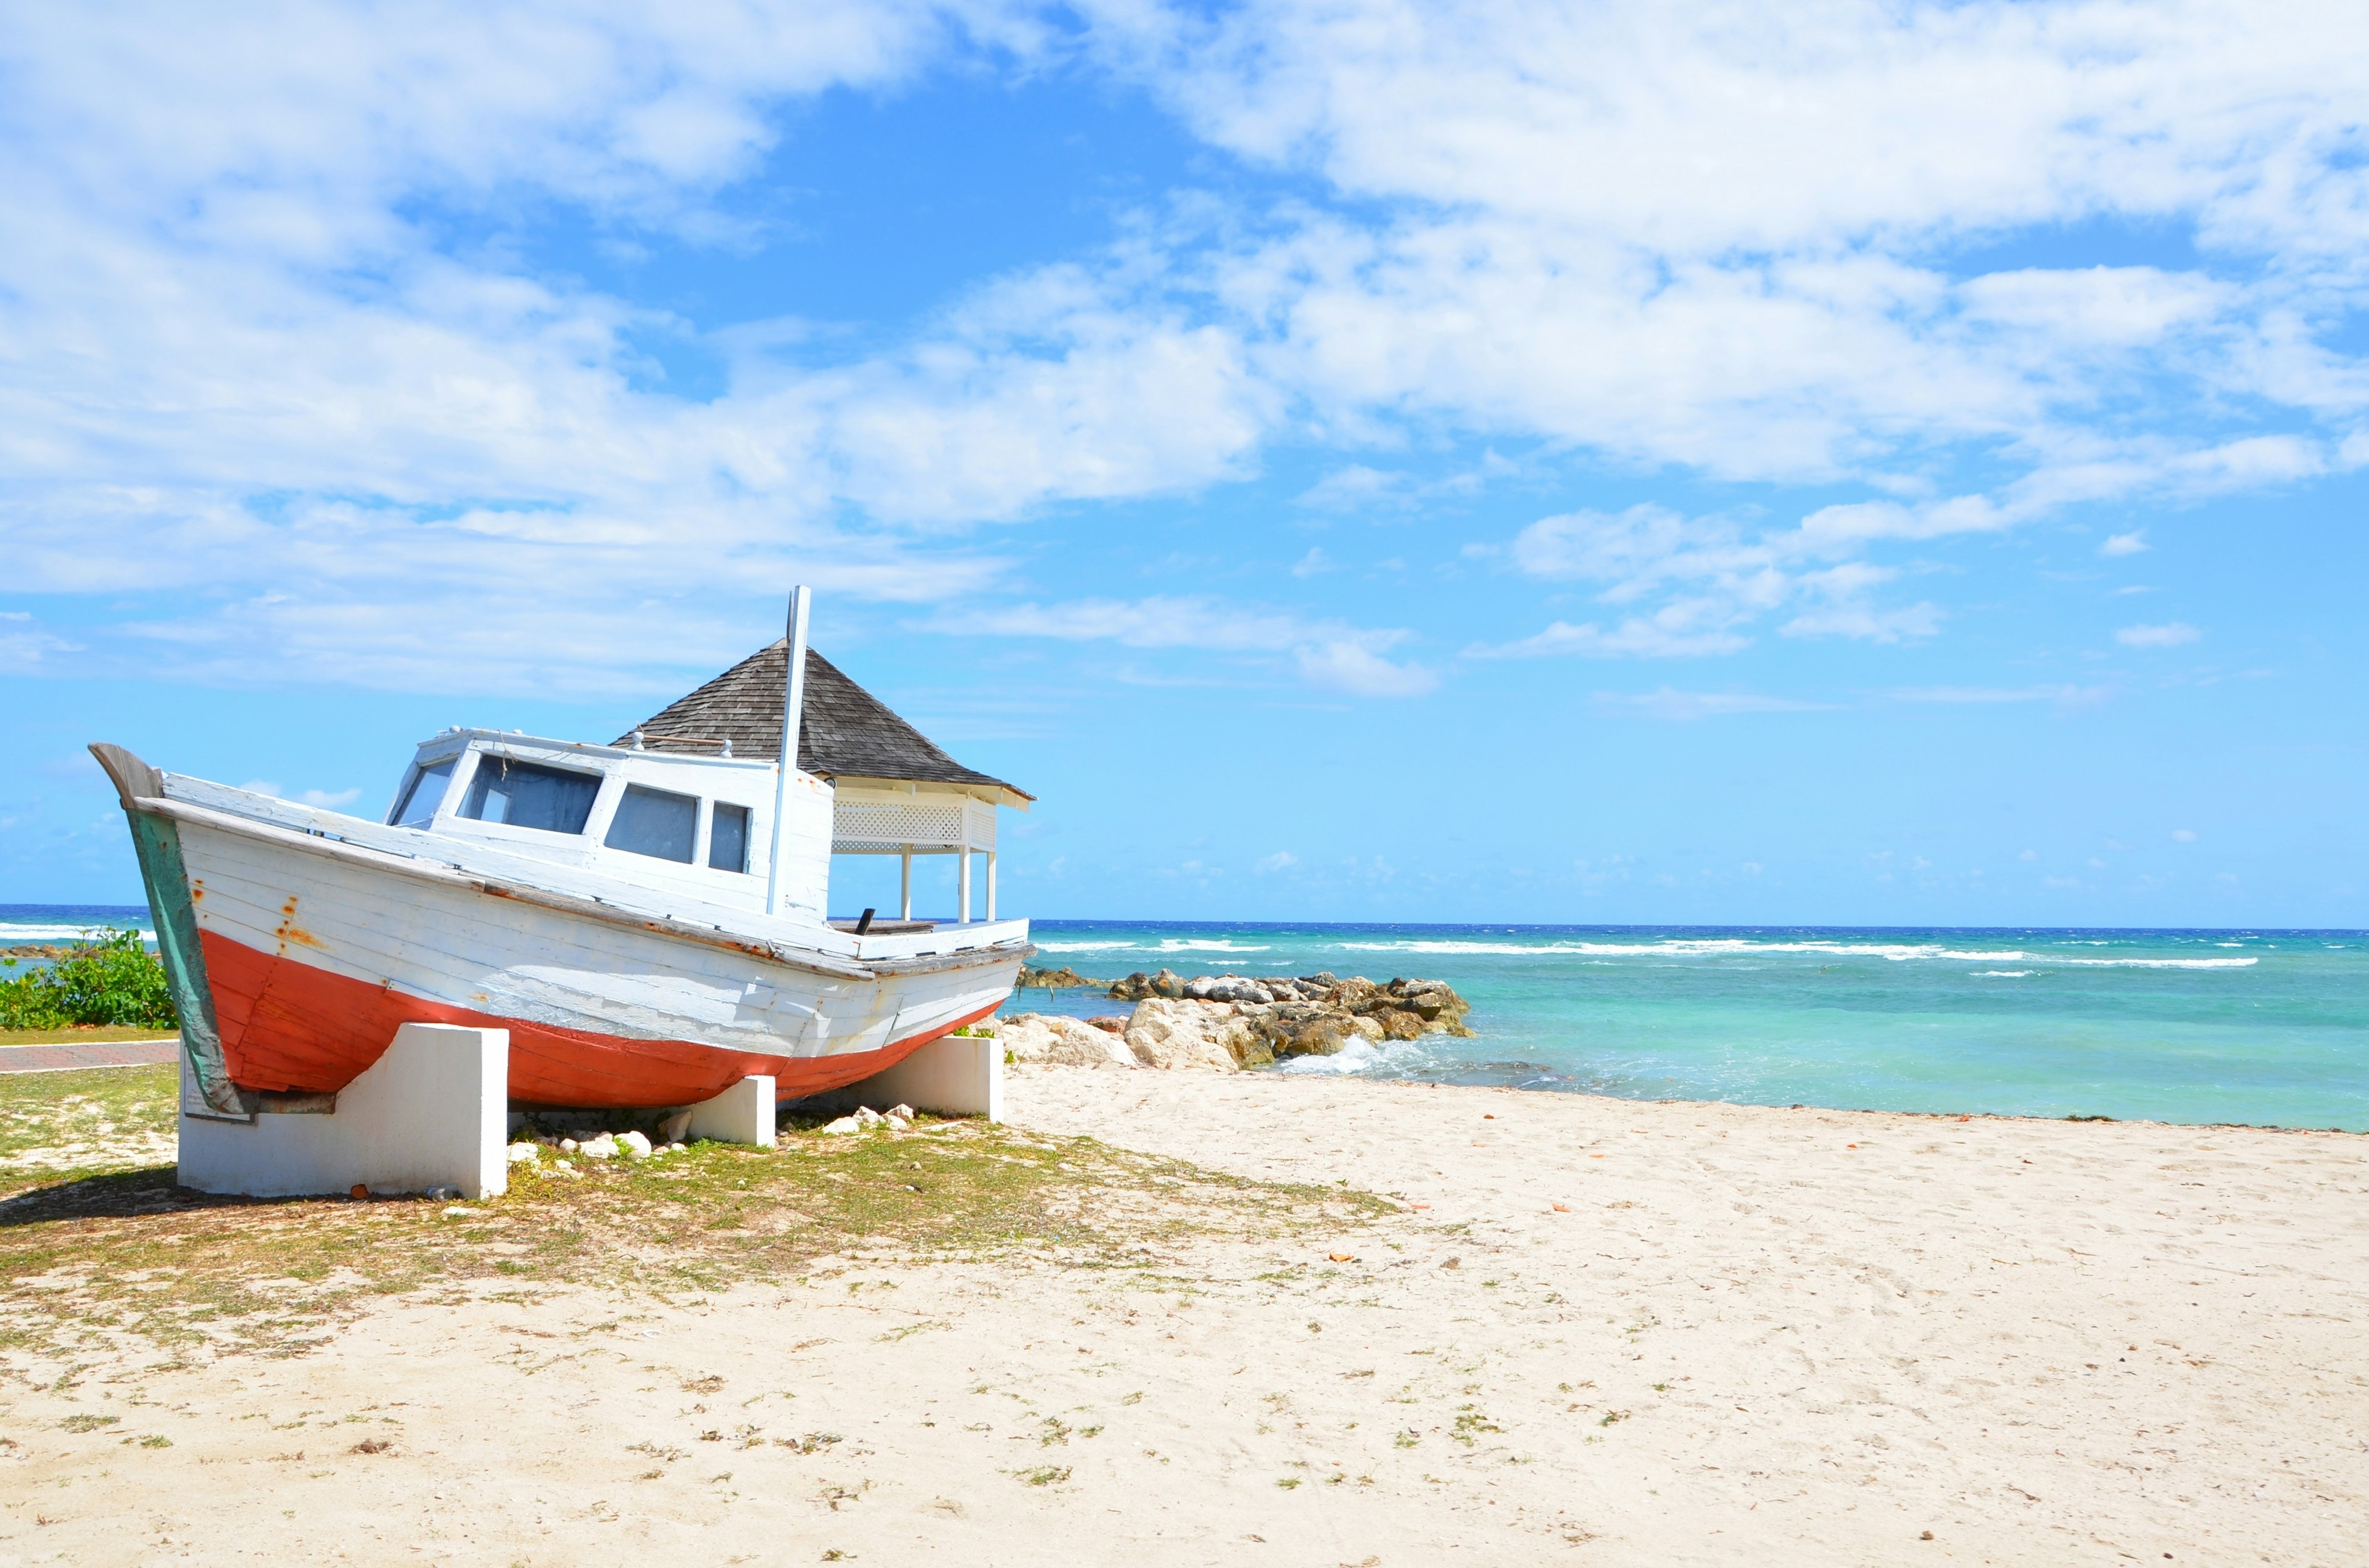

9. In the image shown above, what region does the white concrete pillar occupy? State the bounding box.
[178,1023,509,1199]
[986,850,997,920]
[841,1033,1002,1123]
[684,1075,776,1147]
[958,841,972,924]
[899,849,912,920]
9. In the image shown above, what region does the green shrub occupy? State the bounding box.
[0,930,178,1030]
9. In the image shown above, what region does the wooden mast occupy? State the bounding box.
[764,585,812,917]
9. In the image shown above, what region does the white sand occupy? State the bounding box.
[2,1069,2364,1565]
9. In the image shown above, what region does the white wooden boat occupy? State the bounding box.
[94,596,1033,1118]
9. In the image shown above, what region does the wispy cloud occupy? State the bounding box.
[2100,530,2149,557]
[2115,622,2201,648]
[938,595,1437,696]
[1891,684,2113,709]
[1594,688,1834,722]
[1477,504,1942,658]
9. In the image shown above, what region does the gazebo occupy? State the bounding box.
[619,642,1031,924]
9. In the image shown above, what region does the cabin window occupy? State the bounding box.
[709,802,751,873]
[458,756,600,835]
[391,761,453,828]
[605,784,698,863]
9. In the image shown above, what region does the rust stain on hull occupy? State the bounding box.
[271,893,325,950]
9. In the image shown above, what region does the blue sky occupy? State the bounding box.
[2,1,2365,925]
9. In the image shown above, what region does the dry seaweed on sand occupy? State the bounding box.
[0,1069,1389,1361]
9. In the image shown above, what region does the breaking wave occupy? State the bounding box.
[1332,938,2259,968]
[0,923,153,944]
[2051,957,2257,969]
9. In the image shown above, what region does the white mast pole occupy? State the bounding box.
[764,586,812,918]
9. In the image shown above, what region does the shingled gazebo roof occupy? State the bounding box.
[618,643,1032,807]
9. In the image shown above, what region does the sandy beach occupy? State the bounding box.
[2,1067,2363,1566]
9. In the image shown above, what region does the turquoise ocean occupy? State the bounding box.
[10,907,2364,1131]
[1006,921,2369,1133]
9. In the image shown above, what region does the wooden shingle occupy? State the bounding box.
[617,642,1031,803]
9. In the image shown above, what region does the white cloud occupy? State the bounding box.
[1293,638,1439,696]
[2116,621,2202,648]
[2019,849,2038,861]
[2172,828,2199,843]
[1593,688,1833,722]
[2100,530,2149,557]
[1253,850,1297,873]
[6,0,2369,698]
[298,787,365,809]
[1779,601,1942,643]
[1080,0,2369,492]
[0,2,1278,695]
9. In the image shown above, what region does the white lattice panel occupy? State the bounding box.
[833,798,993,852]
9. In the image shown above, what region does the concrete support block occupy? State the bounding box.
[844,1033,1003,1123]
[685,1075,775,1147]
[178,1023,509,1199]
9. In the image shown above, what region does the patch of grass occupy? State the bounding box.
[1,1063,178,1188]
[1012,1464,1070,1487]
[1451,1408,1503,1446]
[0,1100,1391,1360]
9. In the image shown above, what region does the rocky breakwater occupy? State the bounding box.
[998,970,1472,1075]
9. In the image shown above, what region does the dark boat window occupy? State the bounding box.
[391,760,454,828]
[709,802,751,873]
[459,757,600,835]
[605,784,698,863]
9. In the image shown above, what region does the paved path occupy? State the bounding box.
[0,1038,178,1073]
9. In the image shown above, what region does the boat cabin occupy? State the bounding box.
[382,642,1030,931]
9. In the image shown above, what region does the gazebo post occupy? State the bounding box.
[899,849,912,920]
[986,850,997,921]
[958,835,972,924]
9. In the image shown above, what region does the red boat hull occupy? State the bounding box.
[198,930,993,1108]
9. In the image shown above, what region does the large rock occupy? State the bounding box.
[1064,973,1476,1068]
[1122,999,1259,1071]
[1106,968,1186,1002]
[1186,974,1277,1004]
[1305,975,1475,1037]
[1257,1002,1355,1058]
[1017,965,1094,989]
[997,1012,1138,1070]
